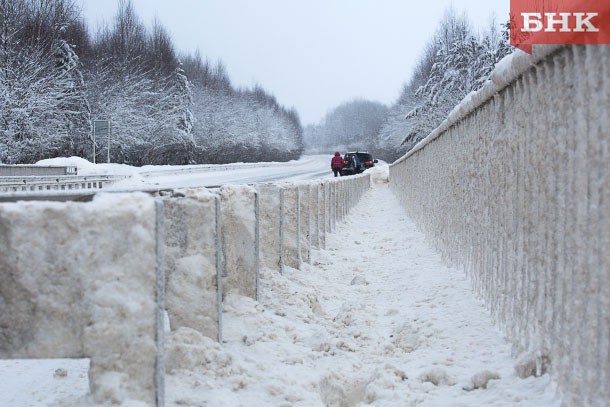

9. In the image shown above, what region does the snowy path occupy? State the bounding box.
[165,182,559,406]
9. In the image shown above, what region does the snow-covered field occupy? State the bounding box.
[0,168,560,406]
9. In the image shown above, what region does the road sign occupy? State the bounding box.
[93,120,111,164]
[93,120,110,137]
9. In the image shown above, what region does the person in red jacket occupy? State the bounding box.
[331,151,345,177]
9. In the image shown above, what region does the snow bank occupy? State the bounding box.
[367,163,390,184]
[36,156,140,176]
[390,44,610,405]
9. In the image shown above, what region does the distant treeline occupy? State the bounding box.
[305,8,512,163]
[0,0,303,165]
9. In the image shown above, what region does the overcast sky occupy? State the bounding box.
[78,0,509,126]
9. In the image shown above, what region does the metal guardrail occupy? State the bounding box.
[0,165,78,176]
[0,175,128,200]
[138,158,315,178]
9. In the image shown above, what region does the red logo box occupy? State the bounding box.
[510,0,610,53]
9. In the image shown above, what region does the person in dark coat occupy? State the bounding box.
[342,153,360,175]
[351,153,361,173]
[331,151,345,177]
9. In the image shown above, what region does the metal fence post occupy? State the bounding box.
[296,187,302,268]
[307,185,312,264]
[215,195,223,343]
[154,200,166,407]
[255,192,260,300]
[322,182,327,250]
[280,188,285,274]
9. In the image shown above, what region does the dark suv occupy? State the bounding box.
[342,152,378,175]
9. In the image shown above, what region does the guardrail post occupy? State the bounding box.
[320,182,326,250]
[307,184,312,263]
[280,187,285,274]
[296,187,302,268]
[254,191,260,300]
[215,194,224,342]
[315,184,320,249]
[154,200,166,407]
[332,182,337,232]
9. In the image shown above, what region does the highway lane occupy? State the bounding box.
[0,155,339,201]
[108,155,334,190]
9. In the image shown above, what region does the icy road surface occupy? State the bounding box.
[108,154,334,191]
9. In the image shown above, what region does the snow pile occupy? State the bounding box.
[36,156,140,176]
[368,162,390,184]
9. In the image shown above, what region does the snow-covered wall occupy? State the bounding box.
[389,45,610,405]
[0,172,371,406]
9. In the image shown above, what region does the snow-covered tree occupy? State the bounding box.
[1,0,302,165]
[141,62,196,165]
[172,63,194,136]
[0,0,91,163]
[303,99,388,155]
[375,9,512,159]
[53,38,92,157]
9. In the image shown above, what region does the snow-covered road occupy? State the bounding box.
[0,155,336,201]
[108,155,335,190]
